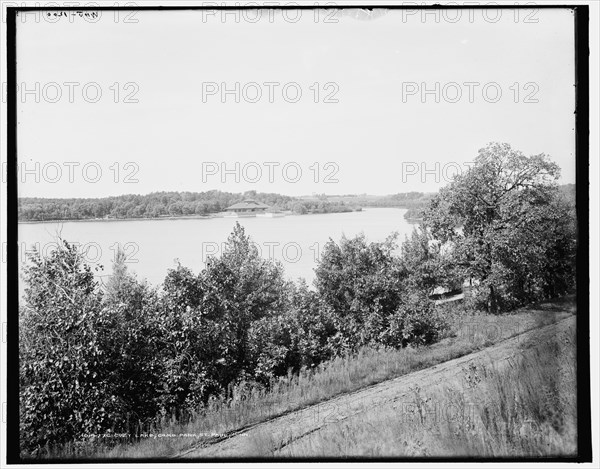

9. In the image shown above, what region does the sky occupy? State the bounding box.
[13,7,576,198]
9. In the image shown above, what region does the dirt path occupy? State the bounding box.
[178,315,575,458]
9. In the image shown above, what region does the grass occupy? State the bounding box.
[258,315,577,457]
[40,295,575,459]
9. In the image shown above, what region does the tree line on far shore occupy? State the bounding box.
[17,190,444,222]
[18,190,365,221]
[19,143,577,456]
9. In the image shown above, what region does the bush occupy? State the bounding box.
[20,242,118,453]
[199,222,289,383]
[400,226,457,296]
[315,233,404,351]
[247,281,337,384]
[248,314,297,385]
[288,282,337,367]
[384,293,448,348]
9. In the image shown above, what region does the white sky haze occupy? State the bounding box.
[14,7,576,198]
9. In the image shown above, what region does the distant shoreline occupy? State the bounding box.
[17,208,380,225]
[18,214,218,225]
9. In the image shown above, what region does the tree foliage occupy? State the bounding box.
[423,142,576,312]
[400,226,458,296]
[20,242,117,452]
[314,233,405,349]
[18,191,359,221]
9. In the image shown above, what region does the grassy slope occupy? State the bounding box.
[49,296,575,459]
[268,316,577,457]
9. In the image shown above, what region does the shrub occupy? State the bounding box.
[314,233,404,351]
[248,314,297,385]
[20,242,116,453]
[385,293,448,348]
[399,226,456,296]
[288,282,337,367]
[247,282,337,384]
[199,222,289,383]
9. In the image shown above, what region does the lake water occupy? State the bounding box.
[18,208,417,290]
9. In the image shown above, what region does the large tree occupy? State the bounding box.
[423,142,575,312]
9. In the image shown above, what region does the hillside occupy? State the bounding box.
[182,314,576,458]
[91,296,575,460]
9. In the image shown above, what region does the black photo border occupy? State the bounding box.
[5,3,592,464]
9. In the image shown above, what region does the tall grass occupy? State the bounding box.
[261,316,577,457]
[41,297,574,459]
